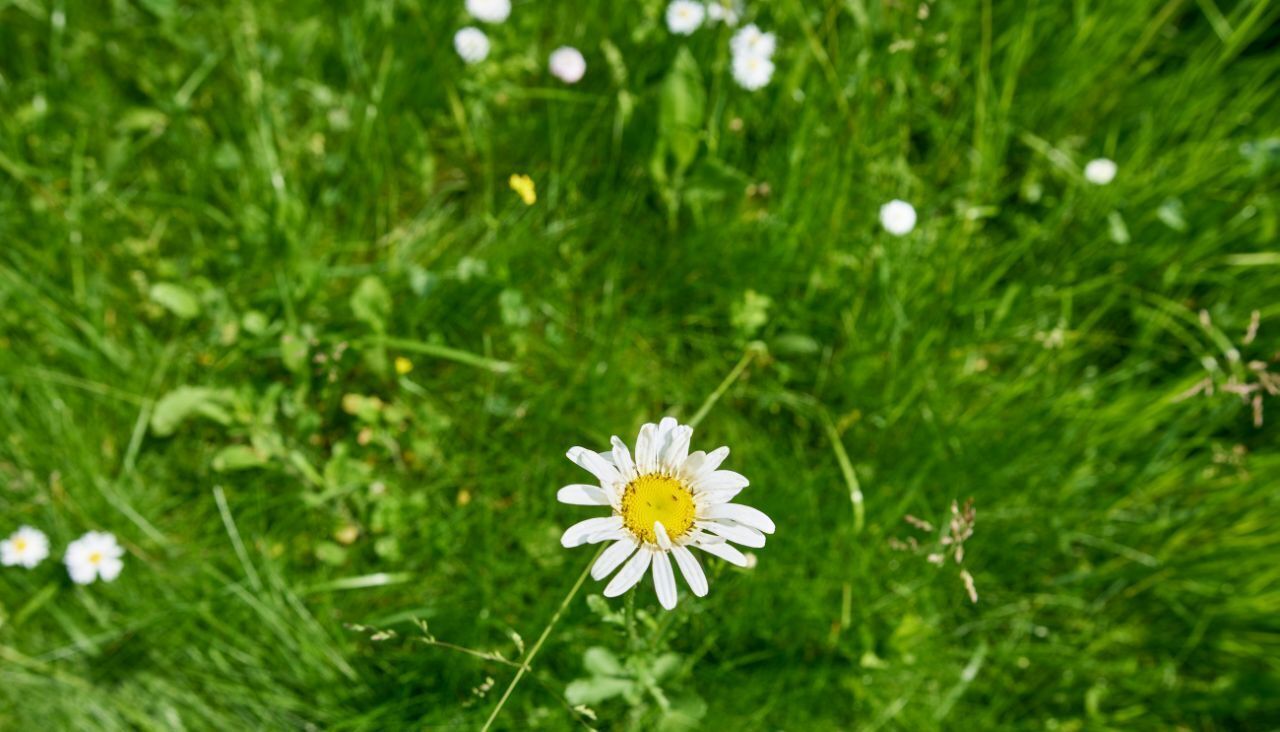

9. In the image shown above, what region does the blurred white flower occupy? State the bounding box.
[879,199,917,236]
[558,417,775,610]
[731,24,776,59]
[706,0,743,26]
[453,27,490,64]
[1084,158,1117,185]
[549,46,586,84]
[732,52,775,91]
[65,531,124,585]
[1,525,49,569]
[465,0,510,24]
[666,1,706,35]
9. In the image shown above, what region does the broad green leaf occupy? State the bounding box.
[281,332,309,375]
[565,676,635,706]
[352,275,392,332]
[211,445,268,472]
[582,647,625,677]
[150,282,201,319]
[150,386,233,436]
[658,47,705,175]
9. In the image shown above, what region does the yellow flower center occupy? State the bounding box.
[620,474,696,544]
[89,551,102,565]
[14,538,27,552]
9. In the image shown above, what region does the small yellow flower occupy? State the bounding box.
[509,174,536,205]
[395,356,413,375]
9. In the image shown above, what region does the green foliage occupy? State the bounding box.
[2,0,1280,730]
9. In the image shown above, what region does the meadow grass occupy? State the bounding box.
[2,0,1279,729]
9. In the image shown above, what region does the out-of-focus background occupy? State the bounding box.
[2,0,1279,729]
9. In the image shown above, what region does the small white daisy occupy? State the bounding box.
[454,27,490,64]
[879,199,917,236]
[558,417,775,610]
[465,0,510,24]
[549,46,586,84]
[730,23,776,60]
[732,52,775,91]
[666,1,706,35]
[1,525,50,569]
[65,531,125,585]
[706,0,743,26]
[1084,158,1117,185]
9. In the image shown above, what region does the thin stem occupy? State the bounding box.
[820,409,865,535]
[687,342,764,429]
[480,549,601,732]
[419,639,521,668]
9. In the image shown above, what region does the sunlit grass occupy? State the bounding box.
[2,0,1279,728]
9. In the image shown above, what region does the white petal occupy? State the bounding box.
[700,520,766,548]
[651,550,678,610]
[696,487,745,506]
[661,426,692,473]
[672,545,709,596]
[656,416,678,436]
[67,561,97,584]
[634,423,658,474]
[700,447,730,476]
[585,527,630,544]
[98,557,124,582]
[561,516,622,548]
[603,547,652,597]
[653,521,672,551]
[611,436,637,481]
[693,469,748,493]
[592,538,639,580]
[556,484,613,506]
[694,539,749,567]
[597,451,615,464]
[680,450,707,480]
[567,446,622,485]
[701,504,775,534]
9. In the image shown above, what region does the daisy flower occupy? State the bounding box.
[666,1,706,35]
[1,525,50,569]
[454,27,490,64]
[879,199,917,236]
[65,531,125,585]
[731,52,775,91]
[730,24,776,60]
[706,0,743,26]
[558,417,775,610]
[1084,157,1117,185]
[465,0,510,24]
[549,46,586,84]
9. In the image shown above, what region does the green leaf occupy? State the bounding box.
[649,652,682,681]
[315,541,348,566]
[658,695,708,732]
[1157,197,1188,232]
[582,647,625,677]
[242,310,270,335]
[565,676,635,706]
[150,386,234,437]
[1107,210,1131,245]
[351,275,392,332]
[658,47,706,175]
[211,445,268,472]
[150,282,201,319]
[281,332,309,375]
[771,333,821,355]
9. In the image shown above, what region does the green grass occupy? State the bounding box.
[3,0,1280,729]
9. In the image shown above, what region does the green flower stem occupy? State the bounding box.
[480,547,602,732]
